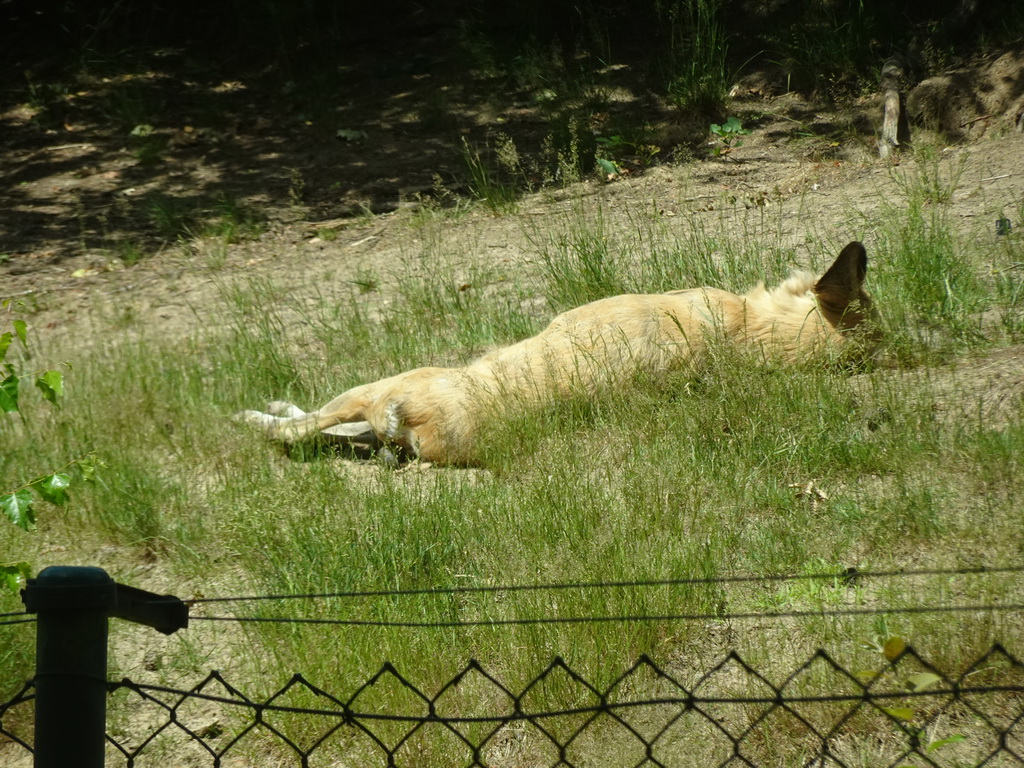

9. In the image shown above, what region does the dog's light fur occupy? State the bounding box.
[239,242,878,465]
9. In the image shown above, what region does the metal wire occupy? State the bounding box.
[182,564,1023,605]
[191,601,1024,628]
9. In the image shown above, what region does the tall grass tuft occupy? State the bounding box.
[767,0,879,97]
[461,136,521,214]
[872,149,987,361]
[530,200,794,311]
[665,0,731,112]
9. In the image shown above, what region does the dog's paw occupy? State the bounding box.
[267,401,306,418]
[234,409,276,431]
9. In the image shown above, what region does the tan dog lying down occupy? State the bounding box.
[239,242,877,465]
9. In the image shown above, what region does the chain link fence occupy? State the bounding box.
[3,642,1024,766]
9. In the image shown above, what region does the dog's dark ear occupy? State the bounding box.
[814,241,867,311]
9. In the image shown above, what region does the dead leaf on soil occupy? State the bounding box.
[789,479,830,511]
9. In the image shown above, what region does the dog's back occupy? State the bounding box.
[469,242,876,403]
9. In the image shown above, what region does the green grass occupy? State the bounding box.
[869,147,1004,362]
[146,193,266,245]
[461,136,522,214]
[767,0,880,98]
[529,198,794,310]
[2,175,1023,764]
[665,0,731,112]
[75,192,271,268]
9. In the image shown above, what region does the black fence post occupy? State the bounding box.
[22,565,116,768]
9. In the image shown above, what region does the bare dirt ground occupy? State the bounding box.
[3,43,1023,339]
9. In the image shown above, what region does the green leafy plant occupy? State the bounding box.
[594,154,621,179]
[708,116,750,157]
[857,637,967,766]
[1,305,96,590]
[0,317,65,413]
[129,123,168,167]
[595,134,660,176]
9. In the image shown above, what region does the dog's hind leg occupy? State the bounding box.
[237,405,376,439]
[237,404,388,457]
[238,367,454,460]
[238,382,382,444]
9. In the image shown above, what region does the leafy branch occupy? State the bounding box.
[1,303,98,590]
[857,636,967,764]
[1,454,98,531]
[1,319,67,411]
